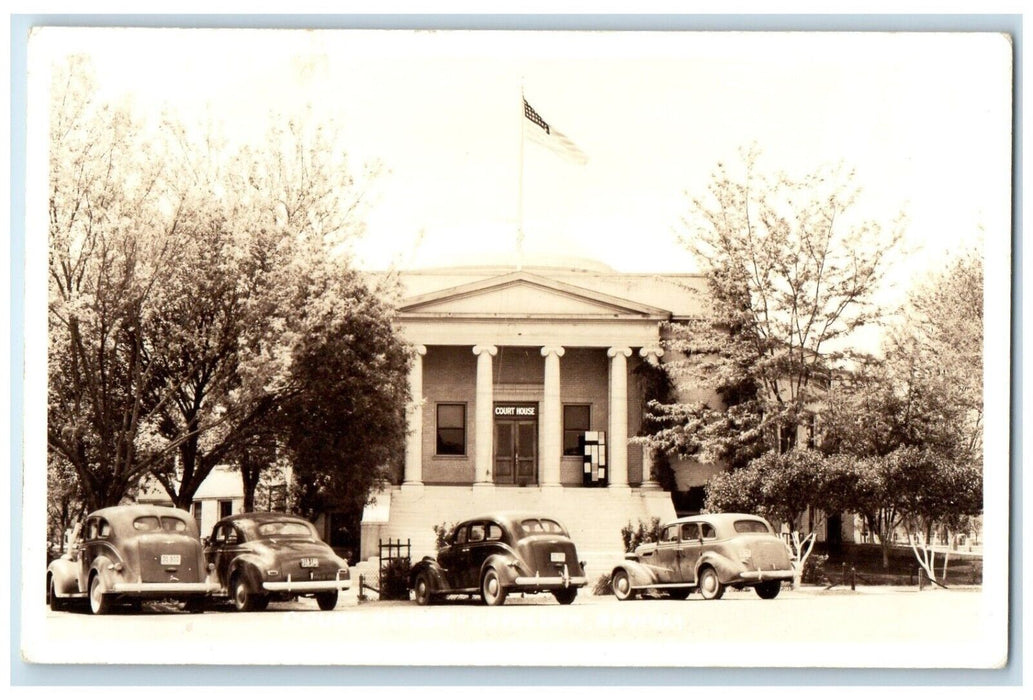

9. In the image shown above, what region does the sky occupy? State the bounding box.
[30,28,1010,297]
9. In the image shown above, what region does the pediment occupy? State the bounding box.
[399,271,670,319]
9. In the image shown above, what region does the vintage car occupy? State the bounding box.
[611,513,795,601]
[204,512,350,611]
[409,512,587,606]
[46,504,217,614]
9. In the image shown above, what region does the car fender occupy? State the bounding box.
[696,551,739,582]
[481,553,520,587]
[409,557,449,592]
[612,559,657,588]
[228,555,268,590]
[88,554,124,592]
[48,557,82,596]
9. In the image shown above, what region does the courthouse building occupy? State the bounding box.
[360,254,727,563]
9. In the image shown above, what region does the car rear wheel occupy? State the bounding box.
[231,574,266,612]
[553,588,577,605]
[413,572,435,606]
[315,591,338,611]
[755,580,782,599]
[89,574,113,615]
[480,567,507,606]
[611,570,635,601]
[698,567,725,600]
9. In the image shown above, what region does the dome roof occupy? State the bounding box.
[415,250,615,273]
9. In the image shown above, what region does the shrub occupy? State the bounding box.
[379,556,411,600]
[433,522,456,551]
[800,553,829,584]
[620,517,662,552]
[592,573,613,596]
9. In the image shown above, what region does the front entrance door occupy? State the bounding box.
[494,420,538,485]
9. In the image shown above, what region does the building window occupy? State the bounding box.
[191,501,202,531]
[563,404,591,456]
[436,403,467,455]
[219,500,233,519]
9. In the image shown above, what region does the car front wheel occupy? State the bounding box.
[480,568,507,606]
[413,572,435,606]
[315,591,338,611]
[755,580,782,599]
[89,574,113,615]
[611,570,635,601]
[47,577,67,612]
[698,567,725,600]
[231,574,266,612]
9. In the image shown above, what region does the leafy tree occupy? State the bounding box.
[648,146,904,465]
[48,57,409,528]
[47,56,184,511]
[143,113,382,510]
[280,274,411,528]
[820,250,984,574]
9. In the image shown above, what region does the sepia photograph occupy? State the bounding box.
[17,22,1012,676]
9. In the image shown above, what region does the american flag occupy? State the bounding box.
[522,98,587,165]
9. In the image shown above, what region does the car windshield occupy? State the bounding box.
[256,521,314,539]
[132,516,188,533]
[520,518,566,536]
[733,519,770,534]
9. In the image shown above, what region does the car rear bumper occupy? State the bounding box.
[110,582,218,595]
[736,569,795,581]
[263,577,352,593]
[513,575,588,588]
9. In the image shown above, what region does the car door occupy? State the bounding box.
[437,525,470,590]
[74,519,93,593]
[465,522,493,586]
[208,523,242,589]
[677,522,702,583]
[654,524,680,583]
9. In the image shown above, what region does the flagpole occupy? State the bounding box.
[517,85,525,271]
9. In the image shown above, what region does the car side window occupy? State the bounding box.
[661,525,678,543]
[469,524,485,543]
[86,519,99,540]
[212,525,227,544]
[681,523,699,541]
[225,527,241,545]
[98,519,111,538]
[485,523,503,541]
[700,523,717,540]
[454,527,468,545]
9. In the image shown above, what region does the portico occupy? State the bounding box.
[361,261,707,563]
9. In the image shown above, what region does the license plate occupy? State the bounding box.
[160,554,181,566]
[300,558,319,568]
[550,552,566,563]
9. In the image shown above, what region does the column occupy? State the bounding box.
[472,345,498,486]
[402,345,427,491]
[540,345,565,489]
[639,346,665,490]
[607,346,633,490]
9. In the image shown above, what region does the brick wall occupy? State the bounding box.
[417,344,645,486]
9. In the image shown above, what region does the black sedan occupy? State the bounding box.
[409,512,587,606]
